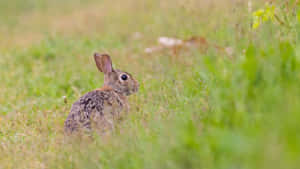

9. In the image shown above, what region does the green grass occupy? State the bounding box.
[0,0,300,168]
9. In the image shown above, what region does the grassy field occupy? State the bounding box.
[0,0,300,168]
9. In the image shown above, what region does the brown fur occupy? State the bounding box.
[96,85,113,91]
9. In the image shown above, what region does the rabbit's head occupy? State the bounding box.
[94,53,139,96]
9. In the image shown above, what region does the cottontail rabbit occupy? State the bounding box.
[64,53,139,135]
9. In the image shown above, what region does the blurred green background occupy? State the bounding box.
[0,0,300,169]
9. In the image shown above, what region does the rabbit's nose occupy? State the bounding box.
[135,82,139,92]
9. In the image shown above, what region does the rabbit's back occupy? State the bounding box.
[64,90,111,134]
[64,89,126,135]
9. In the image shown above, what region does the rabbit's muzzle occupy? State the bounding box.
[130,80,139,95]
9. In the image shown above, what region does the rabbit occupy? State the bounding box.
[64,53,139,135]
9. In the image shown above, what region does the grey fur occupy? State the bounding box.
[64,90,126,135]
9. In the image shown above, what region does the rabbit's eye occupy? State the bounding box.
[121,74,128,81]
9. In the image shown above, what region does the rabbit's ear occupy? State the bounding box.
[94,53,113,74]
